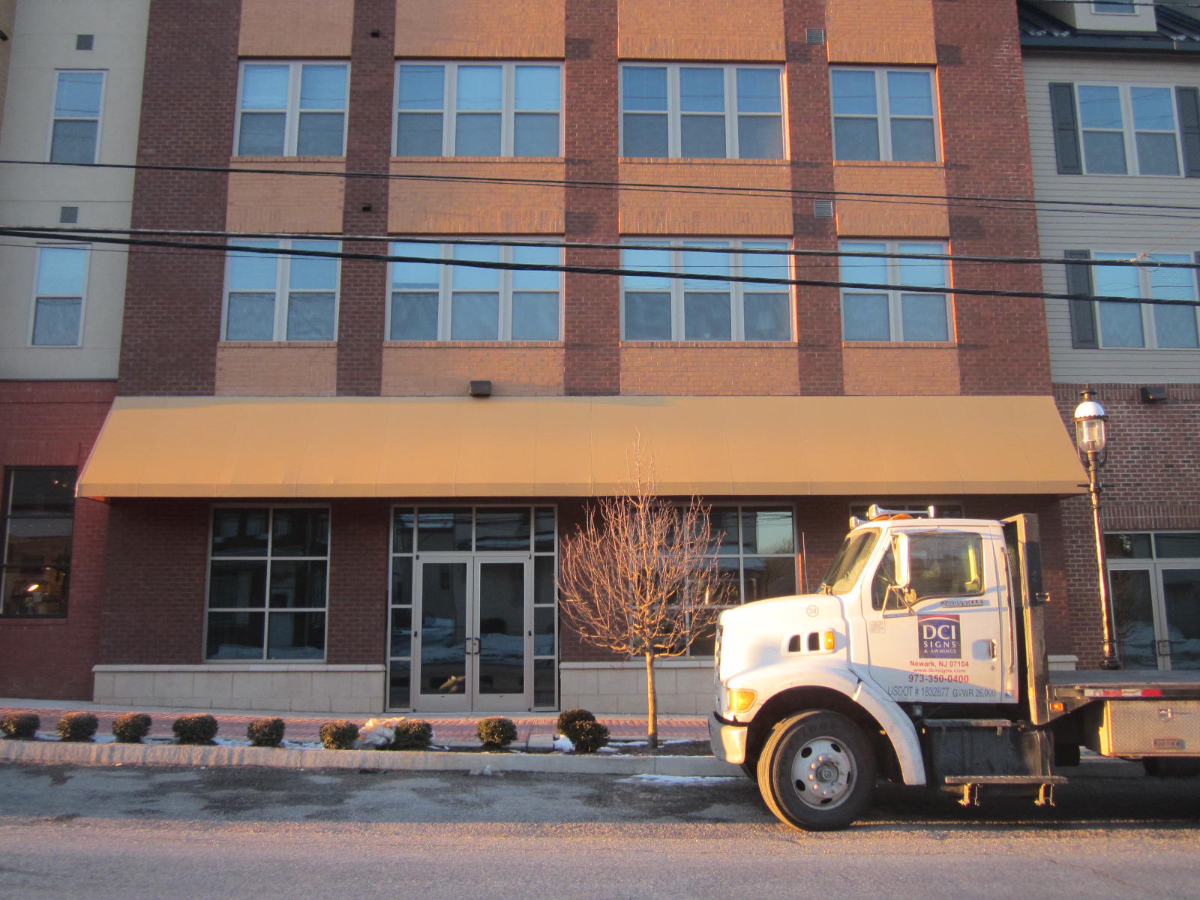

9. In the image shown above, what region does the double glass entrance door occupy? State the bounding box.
[1111,565,1200,671]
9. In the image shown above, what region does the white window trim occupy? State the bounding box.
[393,62,563,158]
[46,69,106,164]
[386,239,563,342]
[1076,83,1183,177]
[221,240,342,343]
[620,239,794,342]
[619,63,785,160]
[1090,250,1200,350]
[29,244,89,348]
[234,61,350,157]
[830,67,940,163]
[203,505,331,664]
[839,239,952,343]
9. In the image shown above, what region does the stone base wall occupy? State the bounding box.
[560,662,713,716]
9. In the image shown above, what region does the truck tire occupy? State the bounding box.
[756,710,876,831]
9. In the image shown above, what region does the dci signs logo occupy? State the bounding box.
[918,615,961,659]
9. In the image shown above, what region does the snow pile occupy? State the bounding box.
[552,734,574,753]
[357,717,408,749]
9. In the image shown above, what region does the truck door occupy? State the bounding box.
[861,529,1010,704]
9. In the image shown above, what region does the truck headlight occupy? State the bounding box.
[727,688,757,714]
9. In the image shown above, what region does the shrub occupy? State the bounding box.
[172,713,219,745]
[556,708,596,735]
[476,717,518,748]
[112,713,151,744]
[565,719,610,754]
[319,720,360,751]
[247,717,285,748]
[390,719,433,751]
[56,712,99,742]
[1,712,40,740]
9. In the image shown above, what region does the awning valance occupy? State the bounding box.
[77,395,1085,499]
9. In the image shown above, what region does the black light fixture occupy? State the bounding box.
[469,380,492,398]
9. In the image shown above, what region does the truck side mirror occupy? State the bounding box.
[892,533,911,589]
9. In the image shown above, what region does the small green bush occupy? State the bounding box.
[172,713,219,745]
[319,720,359,750]
[112,712,152,744]
[390,719,433,751]
[56,712,99,742]
[556,708,596,735]
[476,716,518,748]
[565,719,609,754]
[1,712,40,740]
[247,717,285,748]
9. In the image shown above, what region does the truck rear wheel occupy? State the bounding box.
[756,710,876,831]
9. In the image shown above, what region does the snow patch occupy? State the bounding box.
[618,774,742,786]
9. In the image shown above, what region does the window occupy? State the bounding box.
[2,468,75,618]
[1077,85,1182,176]
[236,62,348,156]
[839,241,950,342]
[1106,532,1200,670]
[206,507,329,660]
[621,240,792,341]
[49,71,104,163]
[620,64,783,159]
[223,240,340,341]
[831,68,937,162]
[871,532,984,611]
[388,241,561,341]
[395,63,561,157]
[1093,252,1199,348]
[1093,2,1135,13]
[31,246,88,346]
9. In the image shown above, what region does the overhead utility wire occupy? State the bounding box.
[4,226,1197,310]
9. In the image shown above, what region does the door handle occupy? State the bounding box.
[465,637,481,655]
[474,637,481,655]
[989,640,998,660]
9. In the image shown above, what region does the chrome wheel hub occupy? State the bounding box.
[791,737,855,809]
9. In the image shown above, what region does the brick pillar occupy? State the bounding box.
[336,0,395,397]
[933,0,1049,396]
[118,0,241,396]
[326,500,389,664]
[563,0,620,396]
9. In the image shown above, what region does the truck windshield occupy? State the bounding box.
[820,529,880,594]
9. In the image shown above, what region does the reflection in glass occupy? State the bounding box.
[1111,569,1158,669]
[478,563,525,695]
[1163,569,1200,669]
[421,562,467,693]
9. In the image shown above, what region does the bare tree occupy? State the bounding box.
[558,443,729,748]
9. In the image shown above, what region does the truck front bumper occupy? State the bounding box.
[708,712,748,765]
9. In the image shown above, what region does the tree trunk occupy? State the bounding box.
[645,650,658,749]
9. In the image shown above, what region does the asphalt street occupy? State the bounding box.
[1,764,1197,899]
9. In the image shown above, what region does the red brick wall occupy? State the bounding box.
[327,499,389,663]
[0,382,115,699]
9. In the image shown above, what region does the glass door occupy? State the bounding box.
[473,558,530,711]
[414,558,472,712]
[1110,564,1200,671]
[1159,566,1200,670]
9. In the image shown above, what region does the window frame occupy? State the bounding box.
[221,239,342,343]
[29,244,89,347]
[838,239,953,343]
[1074,83,1184,177]
[1,467,76,619]
[619,238,794,342]
[386,239,564,342]
[47,69,106,164]
[1088,250,1200,350]
[619,63,785,160]
[234,61,350,158]
[1092,1,1136,14]
[830,67,940,163]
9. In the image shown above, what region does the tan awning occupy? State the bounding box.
[77,395,1085,499]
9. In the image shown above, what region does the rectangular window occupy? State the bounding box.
[1093,2,1135,13]
[839,240,950,342]
[1091,252,1199,349]
[31,246,88,346]
[1076,84,1182,176]
[620,64,783,159]
[223,240,340,341]
[388,241,562,341]
[621,240,792,341]
[236,62,348,156]
[1,468,75,618]
[395,63,561,157]
[206,507,329,660]
[831,68,938,162]
[49,71,104,163]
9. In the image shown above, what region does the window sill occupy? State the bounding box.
[390,156,565,164]
[230,155,345,164]
[833,159,942,168]
[0,616,69,625]
[218,342,337,348]
[842,341,957,349]
[620,157,788,166]
[384,341,565,348]
[621,341,798,349]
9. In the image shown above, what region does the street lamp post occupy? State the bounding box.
[1073,386,1121,670]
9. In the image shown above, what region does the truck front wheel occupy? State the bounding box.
[756,710,876,831]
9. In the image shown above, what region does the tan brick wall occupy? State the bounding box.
[833,163,949,237]
[826,0,937,64]
[215,344,338,396]
[227,160,346,233]
[381,346,566,396]
[842,344,960,395]
[618,0,785,61]
[238,0,354,57]
[396,0,564,58]
[620,344,800,395]
[389,161,565,234]
[619,161,791,235]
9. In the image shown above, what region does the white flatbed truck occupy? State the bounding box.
[709,508,1200,830]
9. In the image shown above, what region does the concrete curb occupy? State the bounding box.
[0,739,742,777]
